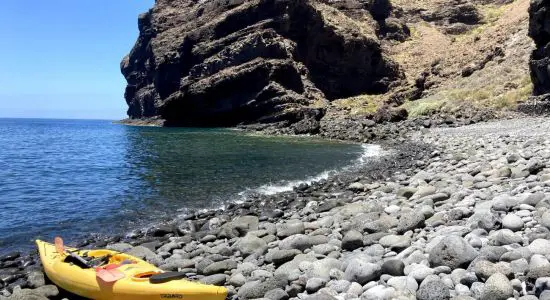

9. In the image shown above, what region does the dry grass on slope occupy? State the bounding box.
[331,94,387,116]
[314,2,378,39]
[400,0,534,116]
[402,75,533,117]
[330,0,534,118]
[388,0,530,85]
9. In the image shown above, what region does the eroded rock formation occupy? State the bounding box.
[529,0,550,96]
[121,0,402,127]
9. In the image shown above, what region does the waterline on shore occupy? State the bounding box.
[0,119,366,253]
[238,144,384,197]
[173,144,385,219]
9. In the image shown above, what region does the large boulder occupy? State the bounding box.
[304,258,343,280]
[202,259,238,275]
[237,274,288,299]
[265,249,302,265]
[234,233,268,256]
[274,254,317,280]
[343,260,382,285]
[396,210,425,233]
[417,276,450,300]
[428,236,478,269]
[342,230,364,251]
[467,212,500,231]
[381,260,405,276]
[481,273,513,300]
[276,220,305,238]
[218,216,259,238]
[278,234,328,251]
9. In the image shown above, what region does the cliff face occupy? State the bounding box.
[123,0,541,128]
[121,0,401,127]
[529,0,550,96]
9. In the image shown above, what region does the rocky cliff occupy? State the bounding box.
[121,0,402,129]
[123,0,540,131]
[529,0,550,96]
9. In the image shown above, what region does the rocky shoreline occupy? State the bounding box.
[3,116,550,300]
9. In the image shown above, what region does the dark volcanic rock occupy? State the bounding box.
[420,0,481,25]
[0,252,20,263]
[369,0,393,21]
[529,0,550,97]
[524,0,550,114]
[122,0,401,128]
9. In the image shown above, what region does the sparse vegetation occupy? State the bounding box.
[458,3,513,38]
[481,4,508,24]
[332,94,386,115]
[327,0,532,120]
[400,76,533,116]
[401,98,446,117]
[489,76,533,109]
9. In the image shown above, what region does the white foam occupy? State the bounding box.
[250,169,334,195]
[241,144,384,196]
[356,144,384,164]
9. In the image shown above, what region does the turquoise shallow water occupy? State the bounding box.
[0,118,367,253]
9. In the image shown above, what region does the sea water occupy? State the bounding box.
[0,118,378,253]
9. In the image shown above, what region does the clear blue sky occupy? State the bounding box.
[0,1,154,120]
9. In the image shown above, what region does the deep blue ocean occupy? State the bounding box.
[0,118,374,253]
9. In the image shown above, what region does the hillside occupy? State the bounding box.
[330,0,533,118]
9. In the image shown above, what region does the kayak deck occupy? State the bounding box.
[36,240,227,300]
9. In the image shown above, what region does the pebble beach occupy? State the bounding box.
[3,116,550,300]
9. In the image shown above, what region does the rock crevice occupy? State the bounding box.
[529,0,550,96]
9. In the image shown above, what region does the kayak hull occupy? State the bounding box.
[36,240,227,300]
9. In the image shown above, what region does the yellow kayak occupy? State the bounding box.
[36,240,227,300]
